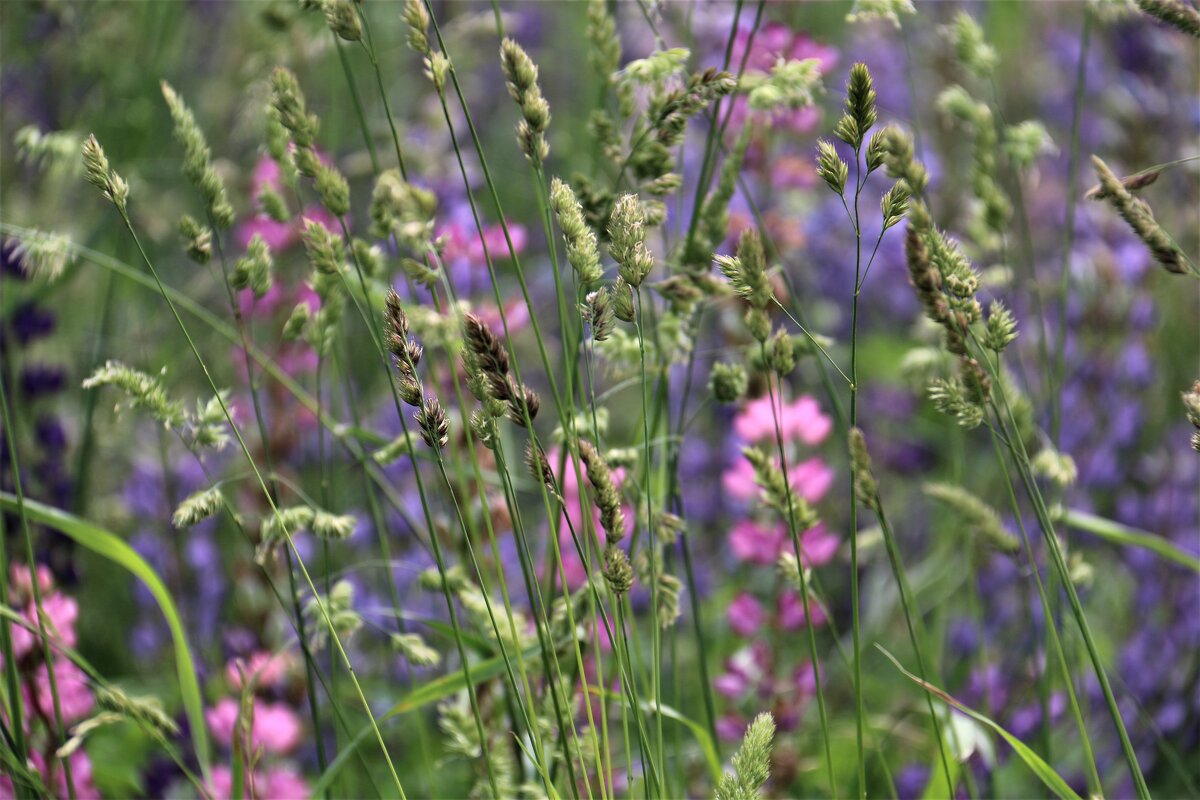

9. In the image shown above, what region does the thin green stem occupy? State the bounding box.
[762,364,837,797]
[1052,8,1091,444]
[115,209,405,797]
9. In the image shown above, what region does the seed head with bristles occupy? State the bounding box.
[1183,380,1200,451]
[716,713,776,800]
[269,67,319,149]
[608,194,654,288]
[578,439,625,544]
[232,234,274,298]
[402,0,431,54]
[415,397,449,449]
[816,139,848,195]
[1135,0,1200,36]
[583,287,616,341]
[500,38,551,162]
[1091,155,1192,275]
[982,301,1018,352]
[709,362,748,404]
[848,428,880,512]
[550,177,603,285]
[924,482,1019,553]
[322,0,362,41]
[301,219,343,275]
[178,215,212,264]
[836,62,877,150]
[603,544,634,595]
[172,487,225,528]
[82,134,129,211]
[161,82,234,228]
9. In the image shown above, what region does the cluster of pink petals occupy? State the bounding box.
[723,22,839,137]
[728,519,838,568]
[723,452,835,505]
[206,697,304,756]
[24,659,94,724]
[725,588,828,640]
[0,566,102,799]
[226,650,295,692]
[208,764,310,799]
[714,642,818,741]
[778,589,828,631]
[471,298,531,337]
[437,219,528,267]
[724,393,835,506]
[0,750,101,800]
[733,395,832,445]
[11,591,78,659]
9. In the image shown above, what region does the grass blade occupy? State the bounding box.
[877,644,1083,800]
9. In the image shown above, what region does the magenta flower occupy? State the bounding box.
[788,456,835,504]
[209,764,310,799]
[721,456,760,500]
[206,698,304,755]
[733,394,832,445]
[799,521,839,567]
[11,591,80,660]
[24,659,94,723]
[723,453,834,504]
[727,592,766,637]
[728,519,785,565]
[9,563,53,600]
[777,589,828,631]
[226,650,294,692]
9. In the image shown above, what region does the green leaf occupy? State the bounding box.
[0,493,211,777]
[877,645,1082,800]
[1057,508,1200,573]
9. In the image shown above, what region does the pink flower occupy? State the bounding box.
[732,395,782,442]
[728,520,785,565]
[209,765,310,799]
[205,698,240,745]
[724,24,838,137]
[731,23,838,75]
[438,221,528,266]
[227,651,294,692]
[722,453,834,505]
[778,589,827,631]
[733,395,831,445]
[12,591,79,660]
[254,703,304,754]
[714,670,749,698]
[25,660,93,723]
[800,522,838,567]
[9,564,53,601]
[717,713,749,742]
[237,215,295,252]
[727,592,766,637]
[788,456,835,503]
[260,766,311,799]
[207,698,304,755]
[469,223,527,263]
[721,457,759,500]
[24,750,101,800]
[792,660,818,696]
[474,299,530,336]
[235,206,337,253]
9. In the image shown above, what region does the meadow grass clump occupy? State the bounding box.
[0,2,1197,798]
